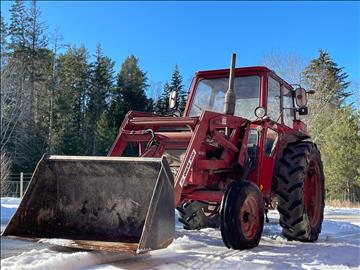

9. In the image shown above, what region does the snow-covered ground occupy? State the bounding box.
[1,197,359,270]
[1,197,21,226]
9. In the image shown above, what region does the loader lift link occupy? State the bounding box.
[3,53,325,252]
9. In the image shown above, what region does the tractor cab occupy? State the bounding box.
[184,67,309,133]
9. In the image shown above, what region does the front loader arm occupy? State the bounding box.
[107,110,249,208]
[108,111,198,157]
[174,111,249,206]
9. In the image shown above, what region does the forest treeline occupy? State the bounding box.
[1,0,359,201]
[1,1,187,174]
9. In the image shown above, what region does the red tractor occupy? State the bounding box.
[4,54,325,253]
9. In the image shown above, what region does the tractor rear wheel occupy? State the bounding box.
[276,141,325,242]
[220,180,264,250]
[177,201,220,230]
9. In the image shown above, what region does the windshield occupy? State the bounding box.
[188,76,260,120]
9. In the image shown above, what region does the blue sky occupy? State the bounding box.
[1,1,359,101]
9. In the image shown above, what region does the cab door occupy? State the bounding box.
[257,76,282,197]
[258,123,279,196]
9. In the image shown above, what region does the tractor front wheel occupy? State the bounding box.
[276,141,325,242]
[220,180,264,250]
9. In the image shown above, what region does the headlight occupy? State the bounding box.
[255,107,266,118]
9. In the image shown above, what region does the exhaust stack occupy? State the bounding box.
[224,53,236,115]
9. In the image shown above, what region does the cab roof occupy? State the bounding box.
[195,66,294,90]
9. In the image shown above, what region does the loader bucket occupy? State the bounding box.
[2,155,175,254]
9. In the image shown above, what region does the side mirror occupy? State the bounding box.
[169,90,177,109]
[294,87,307,107]
[298,107,308,115]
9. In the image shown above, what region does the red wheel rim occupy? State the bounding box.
[239,195,259,240]
[305,160,322,227]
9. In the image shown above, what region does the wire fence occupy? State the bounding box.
[2,173,32,198]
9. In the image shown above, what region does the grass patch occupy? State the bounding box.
[326,199,360,208]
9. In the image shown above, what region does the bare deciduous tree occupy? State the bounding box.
[0,151,11,196]
[260,50,306,84]
[0,60,30,153]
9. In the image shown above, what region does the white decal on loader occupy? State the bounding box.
[180,149,196,187]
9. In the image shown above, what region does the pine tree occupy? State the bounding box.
[26,0,47,52]
[95,111,114,155]
[303,50,351,147]
[117,55,150,113]
[155,65,187,115]
[147,97,154,112]
[155,82,172,114]
[109,55,150,130]
[54,46,89,155]
[8,0,27,52]
[322,107,360,201]
[302,50,350,106]
[170,65,187,114]
[85,44,114,155]
[25,0,48,124]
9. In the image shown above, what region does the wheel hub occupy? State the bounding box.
[239,195,259,240]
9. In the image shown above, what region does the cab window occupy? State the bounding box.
[267,77,281,122]
[281,85,294,127]
[247,129,259,169]
[189,76,260,120]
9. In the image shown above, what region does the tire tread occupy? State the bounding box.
[276,141,324,242]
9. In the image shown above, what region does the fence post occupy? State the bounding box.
[20,172,24,198]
